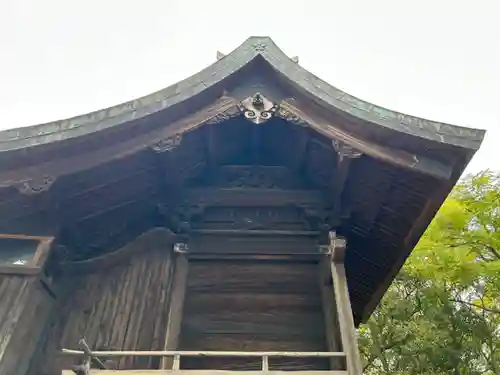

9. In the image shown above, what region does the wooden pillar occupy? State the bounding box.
[327,232,362,375]
[319,258,344,370]
[160,244,189,369]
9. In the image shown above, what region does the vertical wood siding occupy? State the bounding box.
[180,259,329,370]
[0,276,54,375]
[27,229,174,374]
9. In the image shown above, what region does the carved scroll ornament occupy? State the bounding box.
[276,106,309,127]
[151,134,182,153]
[16,175,56,195]
[204,105,241,125]
[239,93,277,124]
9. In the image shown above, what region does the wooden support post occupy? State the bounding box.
[327,232,362,375]
[160,248,189,370]
[318,258,344,370]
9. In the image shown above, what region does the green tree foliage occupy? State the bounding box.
[359,171,500,375]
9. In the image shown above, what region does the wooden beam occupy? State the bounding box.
[62,350,345,357]
[183,188,325,208]
[190,229,320,236]
[0,97,240,189]
[328,242,363,374]
[160,253,189,369]
[186,253,321,262]
[0,266,40,276]
[0,234,52,241]
[329,144,358,227]
[318,258,344,370]
[279,100,453,181]
[32,238,55,267]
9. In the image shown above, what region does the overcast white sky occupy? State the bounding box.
[0,0,498,174]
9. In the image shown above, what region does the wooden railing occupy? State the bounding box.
[61,348,348,375]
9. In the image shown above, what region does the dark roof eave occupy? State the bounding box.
[0,36,485,153]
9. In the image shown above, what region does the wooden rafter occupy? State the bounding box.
[361,181,454,322]
[0,97,240,190]
[279,100,453,181]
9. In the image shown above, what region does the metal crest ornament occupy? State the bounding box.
[239,93,277,124]
[332,139,363,161]
[151,134,182,153]
[252,42,267,52]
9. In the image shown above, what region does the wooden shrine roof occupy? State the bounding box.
[0,37,484,153]
[0,37,485,324]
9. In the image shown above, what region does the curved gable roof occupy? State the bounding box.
[0,36,485,153]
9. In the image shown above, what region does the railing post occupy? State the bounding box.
[160,246,189,369]
[173,354,181,370]
[329,232,362,375]
[262,355,269,371]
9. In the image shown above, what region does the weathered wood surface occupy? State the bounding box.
[161,253,188,369]
[28,229,175,373]
[329,257,362,375]
[188,235,318,255]
[180,257,329,370]
[0,275,55,375]
[62,371,349,375]
[318,259,344,371]
[62,350,345,357]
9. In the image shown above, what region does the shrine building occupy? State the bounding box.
[0,37,485,375]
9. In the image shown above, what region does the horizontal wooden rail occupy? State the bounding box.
[62,350,348,374]
[62,370,350,375]
[191,229,321,236]
[62,349,346,358]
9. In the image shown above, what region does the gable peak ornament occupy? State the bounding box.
[252,42,267,52]
[239,93,277,124]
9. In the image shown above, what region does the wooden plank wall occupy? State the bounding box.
[180,259,329,371]
[27,229,175,375]
[0,275,55,375]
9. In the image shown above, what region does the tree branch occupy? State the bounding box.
[450,298,500,314]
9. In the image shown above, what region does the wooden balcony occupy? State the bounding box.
[61,349,348,375]
[63,371,349,375]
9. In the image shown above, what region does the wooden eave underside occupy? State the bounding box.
[0,37,486,324]
[0,114,463,325]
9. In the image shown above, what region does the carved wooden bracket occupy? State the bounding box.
[204,105,241,125]
[332,139,363,161]
[16,175,56,195]
[276,106,309,127]
[239,93,277,124]
[151,135,182,153]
